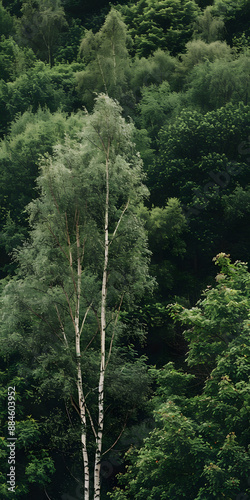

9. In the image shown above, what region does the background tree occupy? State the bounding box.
[178,39,232,76]
[212,0,250,46]
[0,107,85,276]
[0,37,36,82]
[193,5,225,43]
[77,8,131,109]
[151,103,250,298]
[16,0,67,66]
[109,254,250,499]
[118,0,200,57]
[0,1,14,37]
[0,60,84,137]
[185,54,250,111]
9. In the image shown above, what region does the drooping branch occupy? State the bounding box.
[64,400,73,426]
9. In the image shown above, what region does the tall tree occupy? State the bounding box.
[77,8,132,108]
[0,0,14,37]
[193,5,225,43]
[1,95,151,499]
[16,0,67,66]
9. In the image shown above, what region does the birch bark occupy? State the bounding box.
[93,140,110,500]
[75,216,89,500]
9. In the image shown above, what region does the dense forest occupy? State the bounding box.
[0,0,250,499]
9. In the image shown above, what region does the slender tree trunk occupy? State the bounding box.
[76,356,89,500]
[111,40,117,87]
[75,218,90,500]
[97,55,108,95]
[94,141,110,500]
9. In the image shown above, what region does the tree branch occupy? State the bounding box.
[70,393,81,417]
[105,293,124,371]
[109,200,129,246]
[86,402,97,439]
[55,304,69,348]
[61,283,75,325]
[44,488,54,500]
[102,413,128,456]
[79,303,93,337]
[64,400,73,426]
[47,224,70,263]
[82,327,99,354]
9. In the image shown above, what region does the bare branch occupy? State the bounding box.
[109,200,129,246]
[86,402,97,439]
[70,394,81,417]
[79,302,93,337]
[82,327,99,354]
[62,455,83,484]
[64,400,73,426]
[44,488,54,500]
[91,306,101,333]
[102,413,128,456]
[85,136,103,152]
[61,284,75,326]
[81,237,86,265]
[55,304,69,348]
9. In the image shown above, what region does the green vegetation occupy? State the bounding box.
[0,0,249,498]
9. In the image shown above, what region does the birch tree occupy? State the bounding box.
[2,95,151,499]
[77,9,131,107]
[16,0,67,66]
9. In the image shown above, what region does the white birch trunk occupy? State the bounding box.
[75,219,90,500]
[93,142,110,500]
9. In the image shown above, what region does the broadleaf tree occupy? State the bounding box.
[1,95,152,499]
[16,0,67,66]
[77,8,132,109]
[108,253,250,499]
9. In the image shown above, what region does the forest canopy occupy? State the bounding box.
[0,0,250,499]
